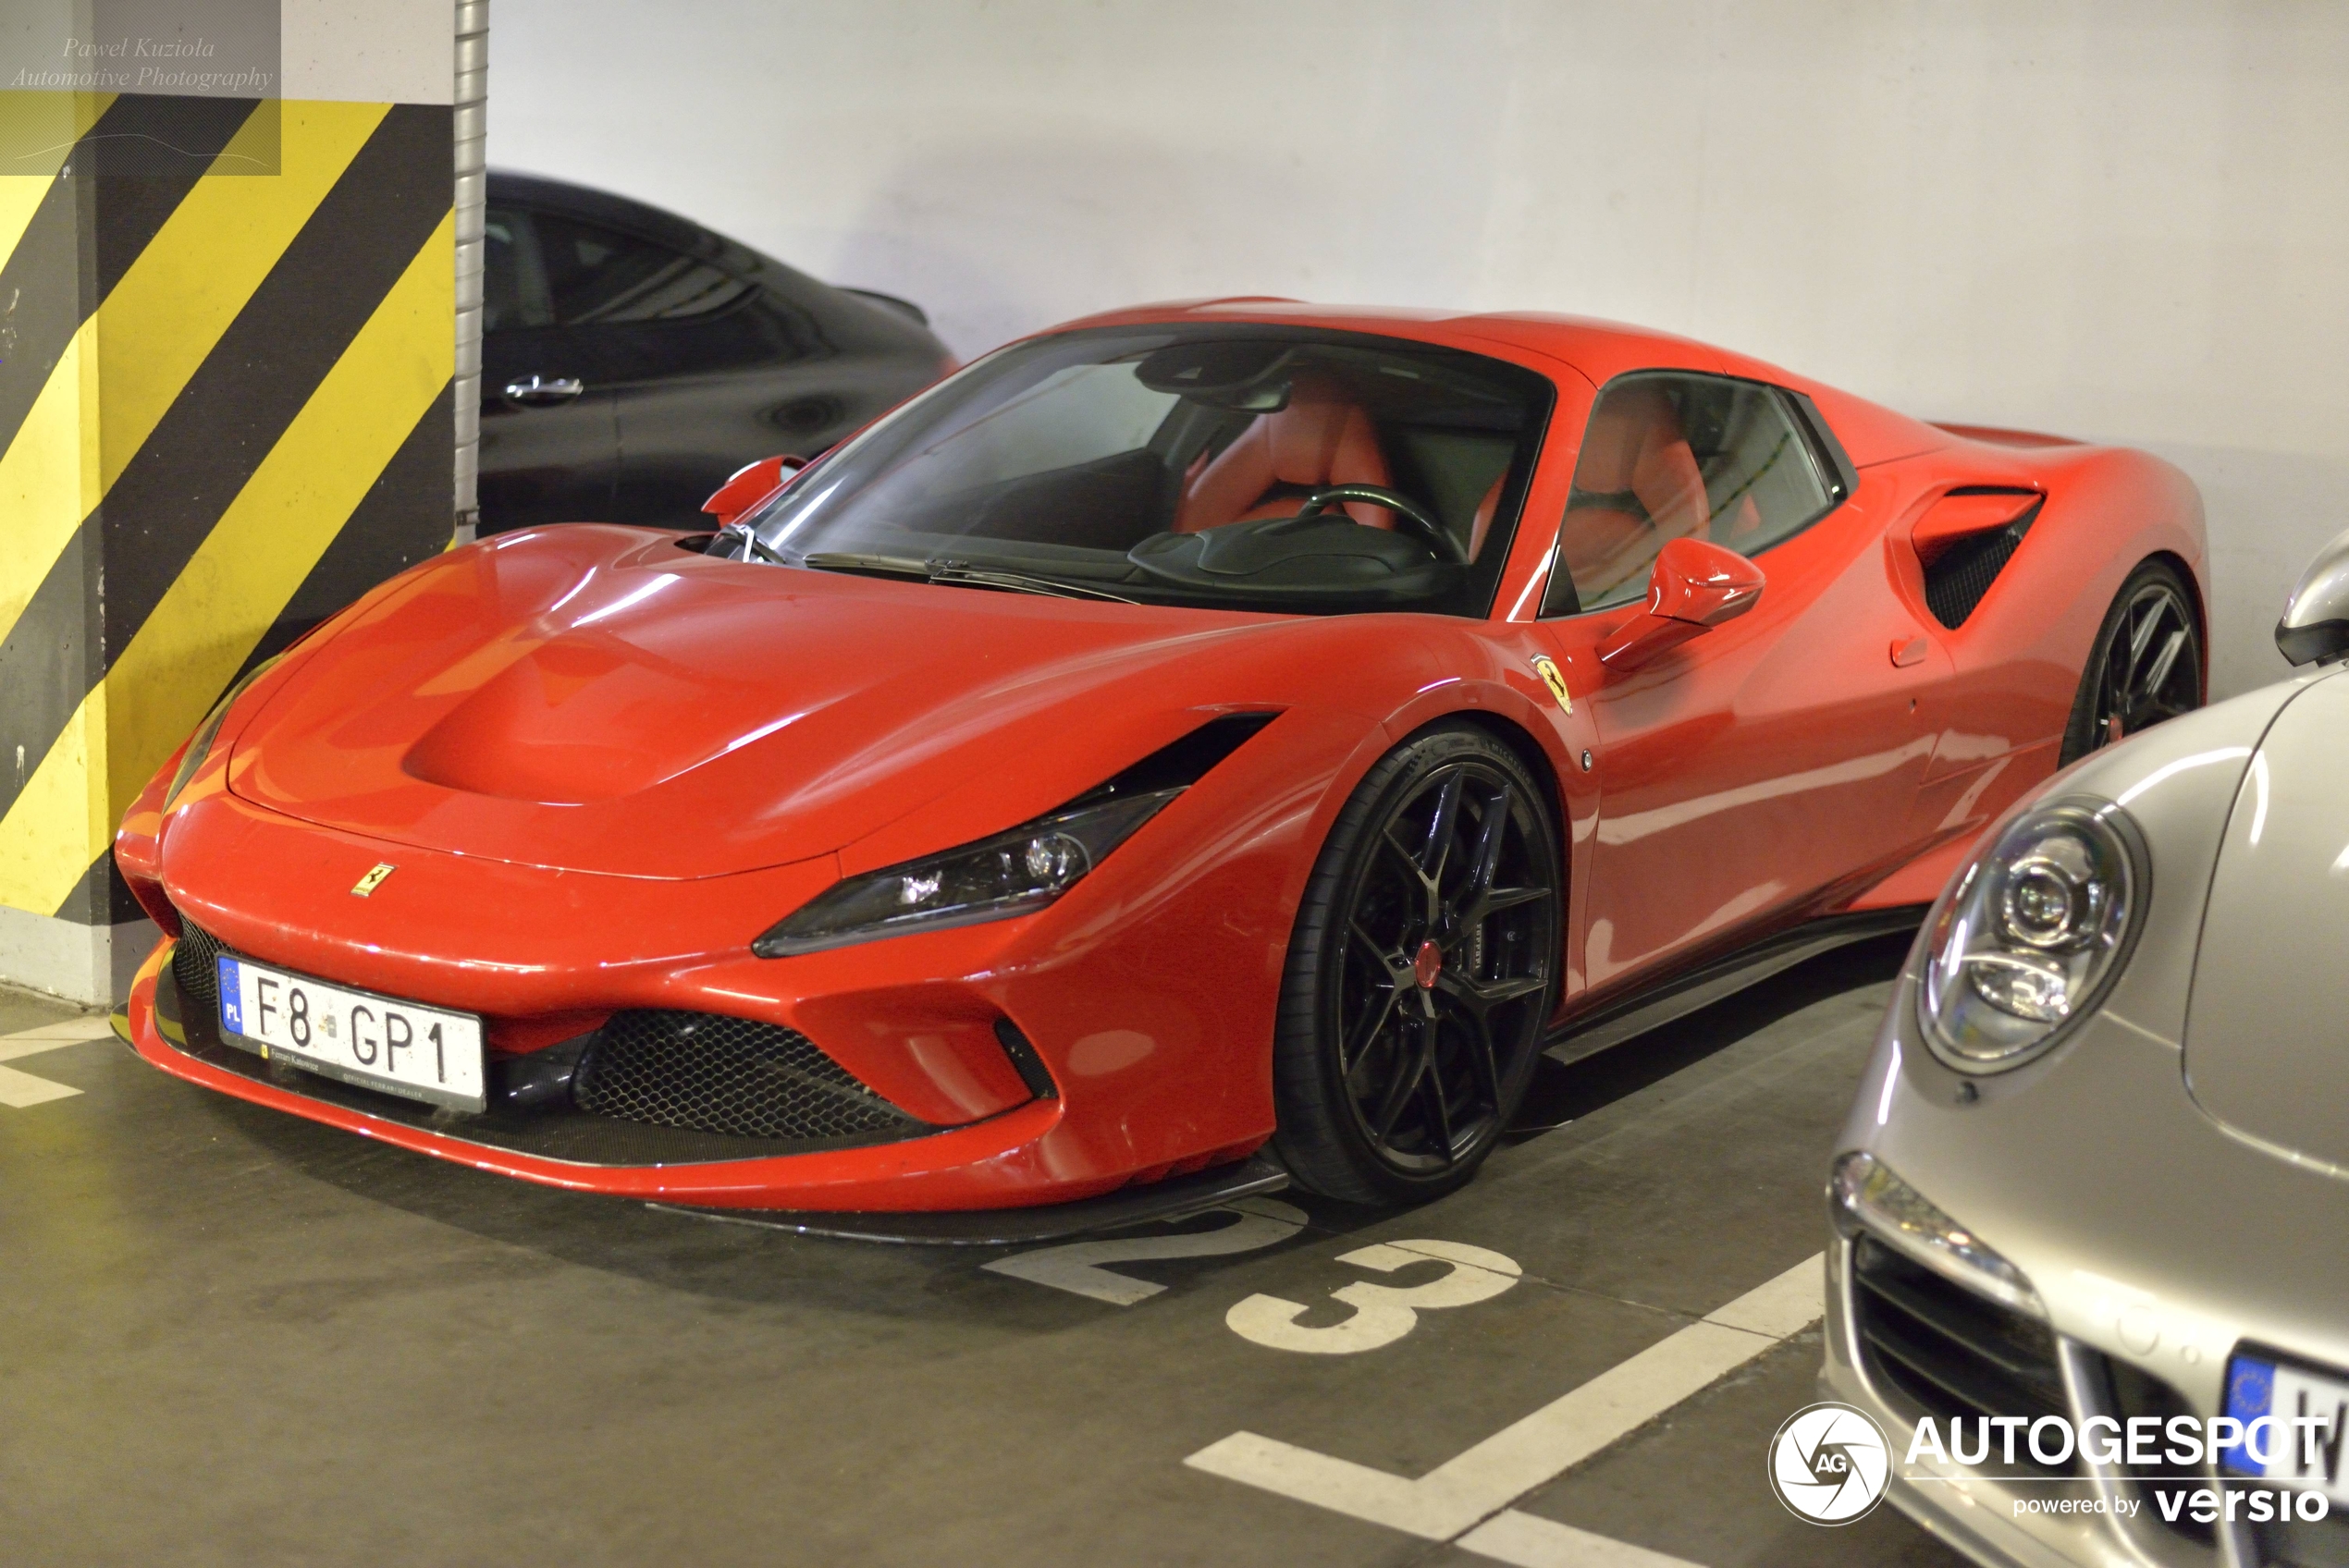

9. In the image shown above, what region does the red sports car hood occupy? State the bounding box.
[228,527,1298,878]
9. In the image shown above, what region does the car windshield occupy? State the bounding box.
[725,325,1554,616]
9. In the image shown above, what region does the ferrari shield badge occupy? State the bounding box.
[1530,655,1572,714]
[351,863,396,897]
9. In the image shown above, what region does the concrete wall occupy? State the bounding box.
[488,0,2349,702]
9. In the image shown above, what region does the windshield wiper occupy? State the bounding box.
[798,551,934,579]
[798,551,1135,604]
[925,561,1136,604]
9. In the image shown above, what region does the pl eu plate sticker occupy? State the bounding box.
[2220,1356,2275,1476]
[2220,1352,2349,1495]
[217,956,243,1034]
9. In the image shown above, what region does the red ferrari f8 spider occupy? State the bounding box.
[116,301,2208,1226]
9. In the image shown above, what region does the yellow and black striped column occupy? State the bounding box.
[0,38,461,1000]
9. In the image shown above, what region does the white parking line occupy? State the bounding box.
[0,1016,115,1107]
[1185,1253,1823,1562]
[1458,1509,1705,1567]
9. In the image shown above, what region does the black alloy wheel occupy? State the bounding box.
[2060,559,2206,766]
[1273,725,1561,1205]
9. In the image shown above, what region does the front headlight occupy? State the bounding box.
[753,788,1180,958]
[1917,797,2147,1072]
[162,655,282,808]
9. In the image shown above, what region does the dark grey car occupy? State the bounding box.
[480,171,952,533]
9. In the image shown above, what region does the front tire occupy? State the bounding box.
[1273,725,1561,1205]
[2060,559,2205,766]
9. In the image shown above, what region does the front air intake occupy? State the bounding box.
[1851,1234,2078,1476]
[573,1010,922,1142]
[171,919,232,1023]
[2087,1354,2217,1547]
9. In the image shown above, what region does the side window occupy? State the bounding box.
[1543,373,1835,615]
[481,206,550,332]
[531,213,756,325]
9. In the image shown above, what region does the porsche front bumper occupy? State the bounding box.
[1821,960,2349,1568]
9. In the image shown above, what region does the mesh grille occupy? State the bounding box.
[1922,507,2037,629]
[1851,1235,2078,1476]
[574,1010,915,1140]
[172,919,230,1023]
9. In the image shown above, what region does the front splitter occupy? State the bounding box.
[647,1153,1292,1245]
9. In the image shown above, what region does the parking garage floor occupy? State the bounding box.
[0,939,1964,1568]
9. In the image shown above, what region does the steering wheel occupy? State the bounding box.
[1294,484,1468,565]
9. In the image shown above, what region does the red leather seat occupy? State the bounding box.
[1174,374,1395,533]
[1560,385,1710,601]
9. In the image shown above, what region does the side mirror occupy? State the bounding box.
[702,453,807,528]
[1597,537,1766,670]
[2277,525,2349,667]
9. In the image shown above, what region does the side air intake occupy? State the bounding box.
[1917,488,2044,630]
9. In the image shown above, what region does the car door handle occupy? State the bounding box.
[503,374,584,406]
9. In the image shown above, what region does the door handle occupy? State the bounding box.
[503,374,584,406]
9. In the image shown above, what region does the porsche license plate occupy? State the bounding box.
[2220,1349,2349,1505]
[216,955,486,1113]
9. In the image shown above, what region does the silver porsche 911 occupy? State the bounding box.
[1820,529,2349,1568]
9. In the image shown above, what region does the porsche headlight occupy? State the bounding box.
[754,788,1180,957]
[1917,798,2146,1072]
[162,655,281,808]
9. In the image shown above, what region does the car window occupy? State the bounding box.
[1543,372,1836,615]
[532,213,756,325]
[736,325,1553,618]
[481,206,550,332]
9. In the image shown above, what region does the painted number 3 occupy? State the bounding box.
[982,1210,1520,1355]
[1226,1240,1520,1355]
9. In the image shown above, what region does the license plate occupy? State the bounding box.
[2220,1348,2349,1504]
[216,955,486,1113]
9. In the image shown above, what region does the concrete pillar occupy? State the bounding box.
[0,2,471,1003]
